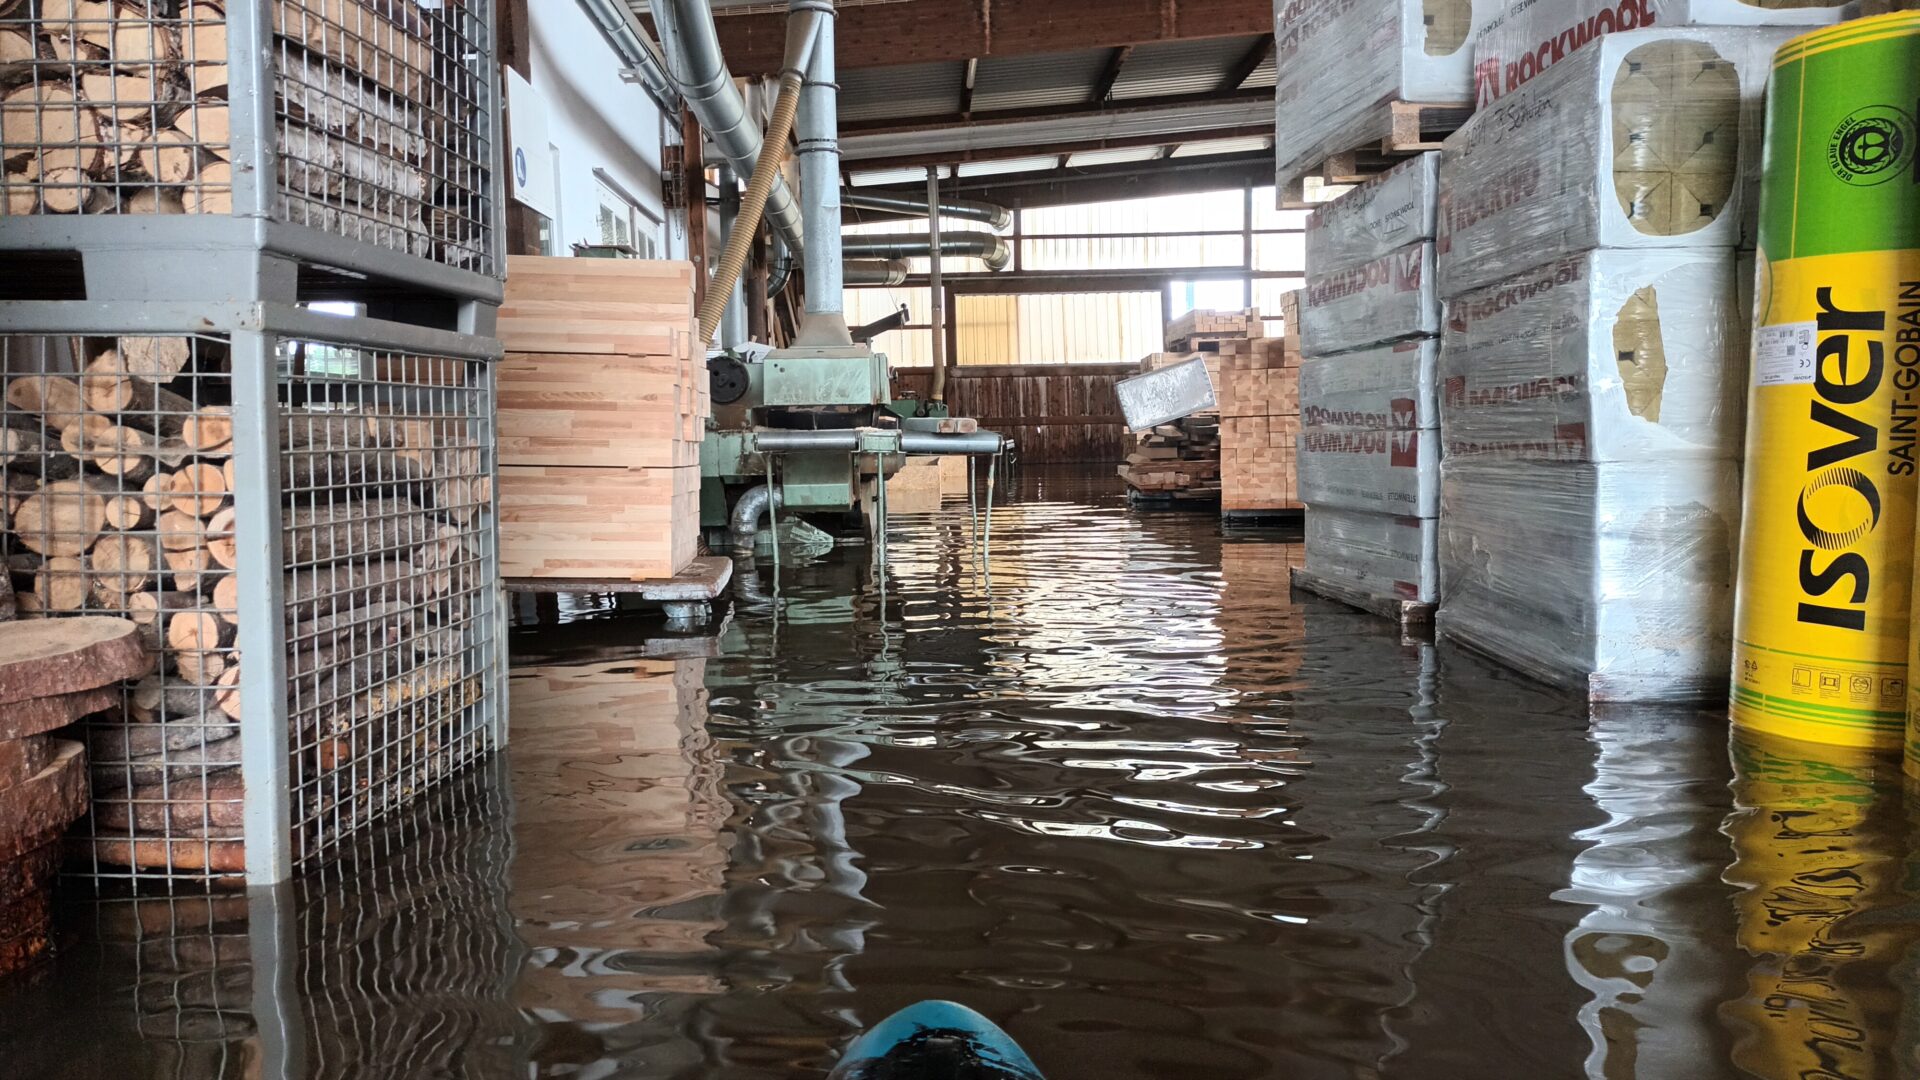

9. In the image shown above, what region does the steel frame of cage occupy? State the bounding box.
[0,0,503,305]
[0,299,507,888]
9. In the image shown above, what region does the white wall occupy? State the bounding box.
[526,1,669,254]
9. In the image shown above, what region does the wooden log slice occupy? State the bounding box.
[85,831,244,875]
[93,771,245,833]
[178,405,232,454]
[0,684,118,741]
[0,740,86,862]
[213,662,239,720]
[34,555,89,612]
[168,462,228,518]
[11,476,109,557]
[0,843,60,914]
[88,711,238,760]
[164,545,219,594]
[156,507,207,552]
[0,734,52,794]
[115,338,193,385]
[90,732,240,791]
[0,614,150,703]
[127,670,208,722]
[203,505,235,568]
[0,886,52,978]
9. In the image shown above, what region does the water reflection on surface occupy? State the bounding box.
[6,468,1920,1078]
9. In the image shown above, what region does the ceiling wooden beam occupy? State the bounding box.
[682,0,1275,76]
[1091,45,1133,104]
[841,87,1269,137]
[843,125,1271,171]
[851,153,1278,210]
[1220,36,1273,92]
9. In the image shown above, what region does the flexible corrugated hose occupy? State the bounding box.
[698,72,804,345]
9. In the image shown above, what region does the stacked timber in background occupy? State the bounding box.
[496,256,706,583]
[1118,342,1224,504]
[0,616,148,972]
[1296,154,1444,621]
[1,333,494,879]
[1217,293,1302,521]
[0,0,489,267]
[891,364,1133,464]
[1432,28,1779,698]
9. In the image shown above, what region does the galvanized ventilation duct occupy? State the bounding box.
[843,232,1013,272]
[842,190,1013,231]
[649,0,806,258]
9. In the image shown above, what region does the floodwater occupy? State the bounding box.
[6,466,1920,1079]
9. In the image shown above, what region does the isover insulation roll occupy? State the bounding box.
[1436,26,1795,297]
[1728,11,1920,753]
[1438,458,1741,698]
[1300,240,1439,355]
[1304,153,1441,273]
[1274,0,1493,189]
[1440,249,1743,461]
[1472,0,1847,107]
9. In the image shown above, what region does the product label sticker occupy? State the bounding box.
[1754,321,1817,387]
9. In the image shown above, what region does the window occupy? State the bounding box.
[592,173,662,258]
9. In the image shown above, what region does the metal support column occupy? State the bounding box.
[927,165,946,403]
[231,329,292,886]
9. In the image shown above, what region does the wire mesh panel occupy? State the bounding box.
[278,338,497,866]
[0,1,496,276]
[1,325,499,888]
[1,333,246,887]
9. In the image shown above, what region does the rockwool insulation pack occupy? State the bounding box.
[1273,0,1492,189]
[1305,509,1441,604]
[1301,241,1439,355]
[1440,248,1743,462]
[1435,26,1796,297]
[1301,339,1440,430]
[1472,0,1846,106]
[1305,153,1441,273]
[1298,352,1441,517]
[1438,458,1741,699]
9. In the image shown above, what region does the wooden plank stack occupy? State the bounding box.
[0,616,150,972]
[1118,347,1222,504]
[1218,293,1303,518]
[0,1,486,267]
[497,256,707,582]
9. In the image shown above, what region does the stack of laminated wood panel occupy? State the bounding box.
[497,256,707,582]
[1118,417,1221,503]
[1217,301,1302,520]
[0,617,149,972]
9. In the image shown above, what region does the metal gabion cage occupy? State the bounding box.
[0,304,502,889]
[0,0,498,281]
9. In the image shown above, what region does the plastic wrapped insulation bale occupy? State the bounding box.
[1435,26,1796,297]
[1440,248,1743,462]
[1301,240,1439,355]
[1274,0,1493,188]
[1305,153,1441,273]
[1298,349,1442,517]
[1438,457,1741,699]
[1472,0,1846,106]
[1305,509,1441,604]
[1301,338,1440,431]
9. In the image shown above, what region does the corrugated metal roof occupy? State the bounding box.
[1064,146,1166,168]
[1240,50,1277,91]
[1110,36,1262,100]
[970,48,1112,112]
[839,61,965,122]
[841,96,1272,161]
[1168,135,1273,158]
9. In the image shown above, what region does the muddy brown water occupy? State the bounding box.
[4,467,1920,1079]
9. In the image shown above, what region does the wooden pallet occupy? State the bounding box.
[1222,507,1304,527]
[1435,617,1730,704]
[1280,100,1474,200]
[1289,565,1434,633]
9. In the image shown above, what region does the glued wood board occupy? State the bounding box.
[498,353,701,470]
[498,465,701,581]
[501,256,697,356]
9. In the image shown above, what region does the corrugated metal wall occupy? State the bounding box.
[956,293,1161,365]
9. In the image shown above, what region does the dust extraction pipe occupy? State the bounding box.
[729,484,784,549]
[793,0,851,345]
[845,259,908,286]
[689,8,821,342]
[842,232,1013,272]
[649,0,808,257]
[842,190,1013,231]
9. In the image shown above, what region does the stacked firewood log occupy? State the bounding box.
[0,616,150,973]
[0,0,487,267]
[1,334,492,878]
